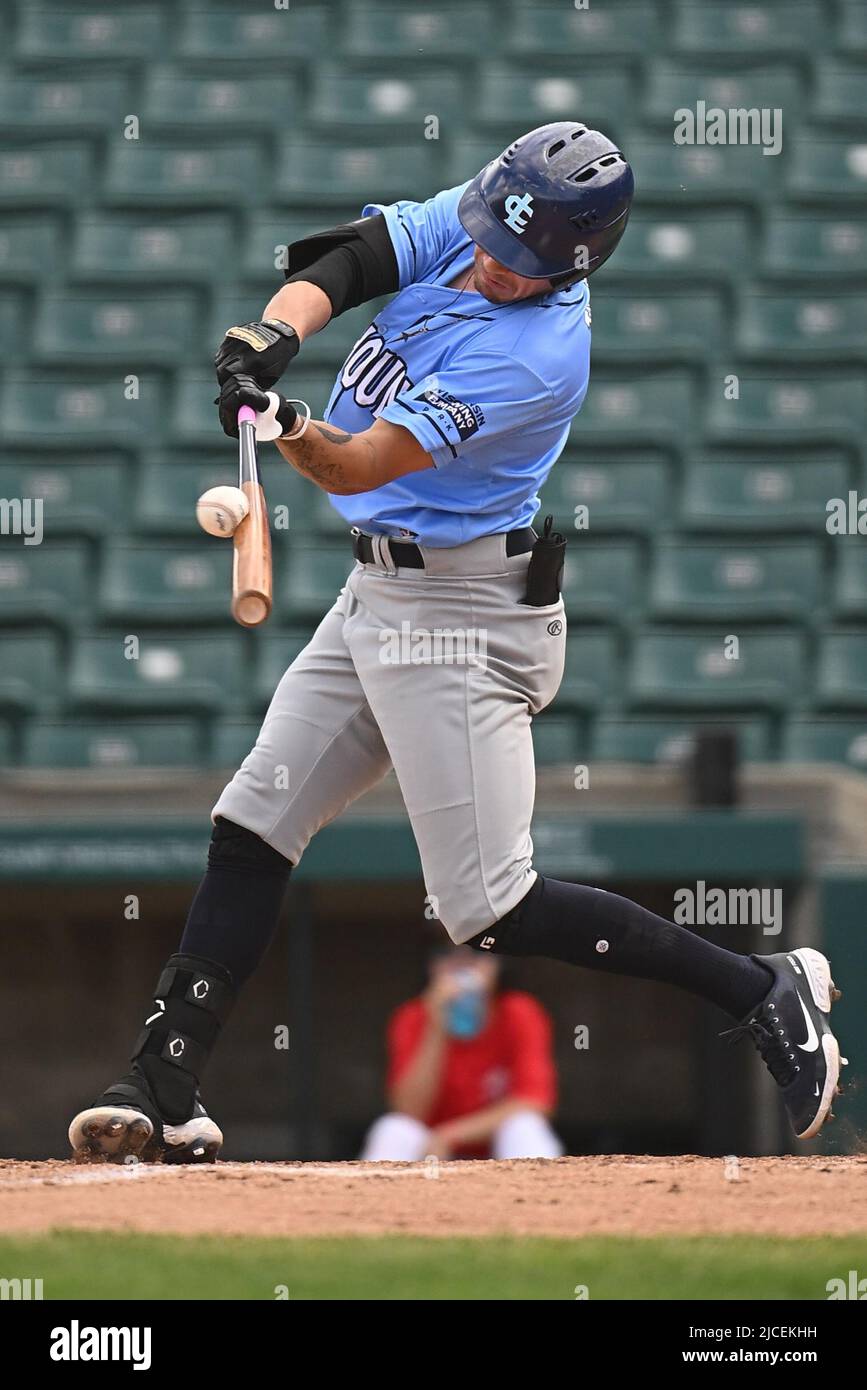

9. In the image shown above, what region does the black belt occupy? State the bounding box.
[351,527,536,569]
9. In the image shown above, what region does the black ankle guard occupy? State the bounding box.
[131,953,235,1122]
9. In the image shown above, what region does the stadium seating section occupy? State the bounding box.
[1,0,866,772]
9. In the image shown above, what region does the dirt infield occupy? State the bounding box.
[1,1155,866,1239]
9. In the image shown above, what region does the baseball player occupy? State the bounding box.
[70,123,844,1164]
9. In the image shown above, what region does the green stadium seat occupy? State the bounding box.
[539,456,672,536]
[255,629,316,706]
[343,5,492,63]
[0,216,60,283]
[630,630,805,710]
[281,542,354,619]
[840,0,867,55]
[815,64,867,124]
[553,631,620,711]
[34,291,198,365]
[763,215,867,279]
[833,543,867,619]
[0,456,129,537]
[0,75,128,133]
[783,719,867,770]
[17,4,165,60]
[593,716,771,763]
[134,452,318,540]
[0,374,163,447]
[69,632,248,713]
[562,541,641,623]
[0,633,62,712]
[104,142,266,208]
[475,67,631,133]
[591,289,725,359]
[309,68,464,132]
[177,3,328,63]
[573,372,694,446]
[142,70,297,132]
[650,541,823,622]
[737,291,867,358]
[308,490,352,537]
[0,291,24,344]
[0,543,91,625]
[623,138,775,200]
[531,714,585,766]
[444,136,512,186]
[242,210,358,283]
[0,720,15,767]
[0,143,92,206]
[507,3,663,57]
[672,3,824,56]
[816,634,867,709]
[276,138,440,206]
[612,209,750,282]
[786,139,867,200]
[72,214,233,284]
[705,375,867,450]
[99,541,232,623]
[682,454,850,533]
[645,65,800,125]
[209,717,261,768]
[23,719,202,769]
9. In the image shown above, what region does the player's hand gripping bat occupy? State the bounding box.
[231,404,272,627]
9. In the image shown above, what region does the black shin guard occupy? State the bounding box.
[180,817,292,986]
[131,954,235,1123]
[468,875,771,1019]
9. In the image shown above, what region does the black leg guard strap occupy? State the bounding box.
[468,875,772,1019]
[180,818,292,987]
[131,953,236,1124]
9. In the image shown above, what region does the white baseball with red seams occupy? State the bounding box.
[196,485,249,537]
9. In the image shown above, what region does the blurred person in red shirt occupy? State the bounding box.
[361,947,563,1160]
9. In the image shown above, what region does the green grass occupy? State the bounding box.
[2,1232,867,1299]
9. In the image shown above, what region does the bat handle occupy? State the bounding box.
[237,405,257,427]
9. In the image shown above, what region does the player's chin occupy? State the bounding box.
[477,278,521,304]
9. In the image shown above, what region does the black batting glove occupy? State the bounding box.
[216,375,299,440]
[214,319,300,389]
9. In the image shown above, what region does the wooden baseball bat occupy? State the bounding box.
[231,404,272,627]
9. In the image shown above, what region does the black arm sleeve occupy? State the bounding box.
[283,214,399,318]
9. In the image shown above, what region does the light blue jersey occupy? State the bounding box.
[322,182,591,547]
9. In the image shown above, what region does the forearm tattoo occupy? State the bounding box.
[277,421,376,494]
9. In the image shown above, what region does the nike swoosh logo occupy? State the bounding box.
[796,993,820,1053]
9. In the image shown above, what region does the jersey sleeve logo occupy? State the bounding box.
[420,387,485,442]
[503,193,534,234]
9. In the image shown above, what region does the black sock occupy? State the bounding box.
[469,875,772,1019]
[180,819,292,986]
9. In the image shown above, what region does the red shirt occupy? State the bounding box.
[387,991,557,1141]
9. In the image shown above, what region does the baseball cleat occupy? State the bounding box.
[723,947,843,1140]
[69,1071,222,1164]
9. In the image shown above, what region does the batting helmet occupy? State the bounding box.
[457,122,634,282]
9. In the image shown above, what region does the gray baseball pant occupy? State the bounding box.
[213,532,566,942]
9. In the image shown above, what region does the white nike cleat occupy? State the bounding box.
[723,947,844,1140]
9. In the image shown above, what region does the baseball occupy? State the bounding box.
[196,485,249,537]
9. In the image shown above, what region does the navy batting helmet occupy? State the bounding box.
[458,122,634,281]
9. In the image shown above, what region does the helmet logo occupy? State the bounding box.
[503,193,534,234]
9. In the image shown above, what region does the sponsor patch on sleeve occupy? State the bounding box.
[419,386,485,443]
